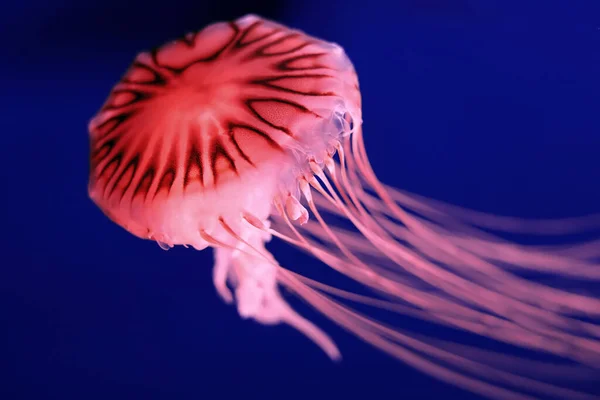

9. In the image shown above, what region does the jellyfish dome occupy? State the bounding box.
[89,15,600,399]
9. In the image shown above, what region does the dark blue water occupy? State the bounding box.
[2,1,599,399]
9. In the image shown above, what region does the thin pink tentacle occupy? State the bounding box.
[267,129,600,371]
[346,130,600,317]
[385,185,600,235]
[277,270,599,400]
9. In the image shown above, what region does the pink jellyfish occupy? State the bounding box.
[88,15,600,399]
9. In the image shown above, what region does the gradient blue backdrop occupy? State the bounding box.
[2,1,599,399]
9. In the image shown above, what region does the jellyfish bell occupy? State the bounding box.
[89,14,600,400]
[88,14,359,248]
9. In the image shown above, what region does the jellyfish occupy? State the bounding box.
[88,15,600,399]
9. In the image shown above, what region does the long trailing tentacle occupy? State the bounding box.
[263,126,599,399]
[241,213,600,400]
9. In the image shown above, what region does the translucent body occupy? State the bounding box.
[89,14,358,250]
[88,15,600,400]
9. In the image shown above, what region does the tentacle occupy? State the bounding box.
[278,269,600,400]
[350,128,600,268]
[384,184,600,236]
[304,152,600,340]
[260,128,600,399]
[238,207,600,399]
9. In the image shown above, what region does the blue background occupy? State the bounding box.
[2,1,599,399]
